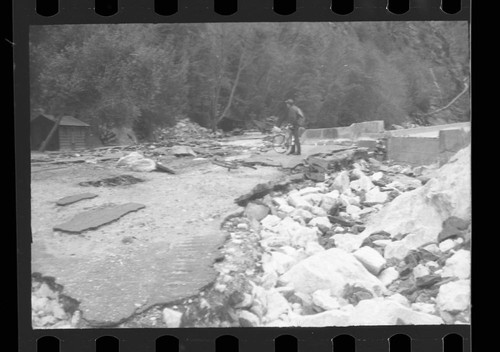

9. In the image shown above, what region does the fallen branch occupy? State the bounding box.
[424,81,469,117]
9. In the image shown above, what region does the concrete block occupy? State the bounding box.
[387,137,440,166]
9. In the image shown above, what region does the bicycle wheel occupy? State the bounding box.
[272,134,288,153]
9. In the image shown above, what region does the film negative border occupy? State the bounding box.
[14,1,471,352]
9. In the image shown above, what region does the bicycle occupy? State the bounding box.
[271,124,293,154]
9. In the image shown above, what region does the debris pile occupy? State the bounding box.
[155,118,215,141]
[200,144,470,327]
[31,274,81,329]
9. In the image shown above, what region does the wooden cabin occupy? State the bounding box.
[30,114,91,151]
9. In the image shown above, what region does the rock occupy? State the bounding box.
[439,239,455,252]
[442,250,470,279]
[386,293,410,307]
[279,204,295,213]
[353,246,387,275]
[346,204,361,217]
[324,189,340,199]
[276,217,318,249]
[245,203,270,221]
[310,206,328,217]
[260,272,278,289]
[298,187,322,196]
[56,193,98,206]
[332,233,364,253]
[364,187,389,205]
[302,193,324,206]
[117,152,156,172]
[35,283,58,299]
[350,171,375,192]
[309,217,333,232]
[413,264,430,279]
[238,310,260,327]
[378,267,399,286]
[162,308,183,328]
[279,248,385,297]
[312,289,341,311]
[290,209,314,223]
[273,197,289,208]
[264,251,297,275]
[340,194,361,207]
[370,172,384,182]
[438,216,470,242]
[287,193,313,210]
[264,290,290,322]
[290,309,350,327]
[320,196,341,214]
[260,215,281,229]
[237,223,249,230]
[332,171,351,193]
[411,302,436,315]
[384,239,419,260]
[436,280,470,313]
[171,145,197,156]
[348,298,443,325]
[305,241,325,256]
[372,239,391,247]
[361,146,471,246]
[234,293,254,309]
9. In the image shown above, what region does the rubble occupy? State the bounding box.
[162,308,183,328]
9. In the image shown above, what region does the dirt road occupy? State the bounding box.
[31,155,284,326]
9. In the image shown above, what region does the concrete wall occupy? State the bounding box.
[388,122,470,137]
[387,127,471,166]
[301,120,385,144]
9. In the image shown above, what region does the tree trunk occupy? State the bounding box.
[217,52,245,125]
[38,114,63,152]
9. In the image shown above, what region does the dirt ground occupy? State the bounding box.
[31,152,284,326]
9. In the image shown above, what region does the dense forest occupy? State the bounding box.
[30,22,470,141]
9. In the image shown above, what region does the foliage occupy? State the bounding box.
[30,22,470,140]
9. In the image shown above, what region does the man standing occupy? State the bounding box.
[277,99,305,155]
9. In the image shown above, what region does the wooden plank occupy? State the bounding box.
[53,203,145,234]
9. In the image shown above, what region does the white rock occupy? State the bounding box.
[378,267,399,286]
[333,227,345,233]
[442,250,470,279]
[305,241,325,256]
[324,190,340,199]
[279,248,385,297]
[290,309,350,327]
[312,289,341,311]
[413,264,430,279]
[346,204,361,216]
[353,246,387,275]
[287,193,313,210]
[319,196,340,214]
[259,271,278,289]
[302,193,324,206]
[360,146,471,246]
[265,251,297,275]
[298,187,322,196]
[386,293,410,307]
[384,240,417,260]
[290,208,314,223]
[277,217,319,249]
[332,171,351,193]
[310,206,328,217]
[341,194,361,207]
[348,298,443,325]
[436,280,470,313]
[264,290,291,322]
[261,215,281,229]
[364,187,389,204]
[439,239,456,252]
[273,197,289,208]
[332,233,364,253]
[309,217,333,231]
[117,152,157,172]
[350,172,375,192]
[162,308,183,328]
[411,303,436,315]
[372,239,391,247]
[279,204,295,213]
[370,172,384,182]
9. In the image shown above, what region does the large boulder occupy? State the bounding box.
[353,246,387,275]
[360,146,471,245]
[117,152,156,172]
[348,298,443,325]
[331,171,351,194]
[279,248,385,297]
[245,202,270,221]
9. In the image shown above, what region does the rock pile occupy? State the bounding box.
[222,144,470,326]
[31,275,82,329]
[155,118,216,141]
